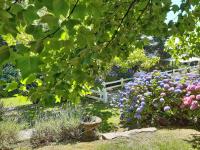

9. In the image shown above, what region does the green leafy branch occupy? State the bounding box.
[105,0,138,48]
[105,0,151,48]
[41,0,80,40]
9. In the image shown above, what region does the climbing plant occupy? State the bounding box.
[0,0,199,104]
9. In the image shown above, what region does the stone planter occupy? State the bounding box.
[80,116,102,141]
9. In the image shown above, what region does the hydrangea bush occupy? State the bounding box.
[119,70,200,128]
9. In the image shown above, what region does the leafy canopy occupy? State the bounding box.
[0,0,199,104]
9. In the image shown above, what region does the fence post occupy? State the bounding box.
[121,78,124,87]
[198,60,200,74]
[98,88,103,99]
[102,82,108,103]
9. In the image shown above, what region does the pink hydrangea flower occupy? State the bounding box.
[190,101,199,110]
[183,97,193,106]
[160,92,166,97]
[186,85,196,91]
[196,94,200,100]
[195,85,200,91]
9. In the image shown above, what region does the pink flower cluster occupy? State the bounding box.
[182,83,200,110]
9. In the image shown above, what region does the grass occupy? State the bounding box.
[36,129,200,150]
[0,120,22,149]
[1,96,32,108]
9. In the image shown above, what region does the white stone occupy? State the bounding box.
[102,127,157,140]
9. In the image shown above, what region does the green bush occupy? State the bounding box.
[31,108,82,148]
[0,121,21,149]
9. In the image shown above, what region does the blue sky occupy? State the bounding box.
[166,0,182,23]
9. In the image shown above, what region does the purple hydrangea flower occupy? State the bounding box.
[164,106,171,111]
[160,98,165,102]
[164,84,170,89]
[163,79,169,83]
[127,118,132,122]
[168,87,175,92]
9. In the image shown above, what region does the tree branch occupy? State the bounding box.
[105,0,151,49]
[105,0,138,48]
[136,0,151,22]
[41,0,80,40]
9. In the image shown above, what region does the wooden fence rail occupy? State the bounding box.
[87,65,200,103]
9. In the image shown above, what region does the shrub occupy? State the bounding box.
[0,121,21,149]
[119,71,200,128]
[31,118,61,147]
[31,108,82,148]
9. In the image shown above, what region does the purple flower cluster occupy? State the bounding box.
[119,70,200,126]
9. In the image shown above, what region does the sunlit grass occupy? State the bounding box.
[37,129,200,150]
[1,96,32,108]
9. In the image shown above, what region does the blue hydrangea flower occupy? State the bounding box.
[141,101,146,106]
[136,106,143,113]
[119,104,124,108]
[160,82,165,87]
[174,89,182,93]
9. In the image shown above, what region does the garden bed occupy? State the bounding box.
[36,129,200,150]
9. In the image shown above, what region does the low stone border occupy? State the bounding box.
[101,127,157,140]
[18,127,157,142]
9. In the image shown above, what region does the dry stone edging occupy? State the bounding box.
[101,127,157,140]
[17,127,157,142]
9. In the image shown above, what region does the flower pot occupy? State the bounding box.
[80,116,102,141]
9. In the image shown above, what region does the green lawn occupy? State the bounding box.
[1,96,32,108]
[35,129,200,150]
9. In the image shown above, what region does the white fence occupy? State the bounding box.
[87,65,200,103]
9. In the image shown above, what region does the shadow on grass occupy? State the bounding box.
[185,134,200,150]
[4,98,121,132]
[82,98,120,133]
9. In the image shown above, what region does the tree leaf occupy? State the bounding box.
[53,0,69,16]
[5,81,18,92]
[15,56,42,78]
[30,40,44,53]
[0,46,10,64]
[23,6,39,24]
